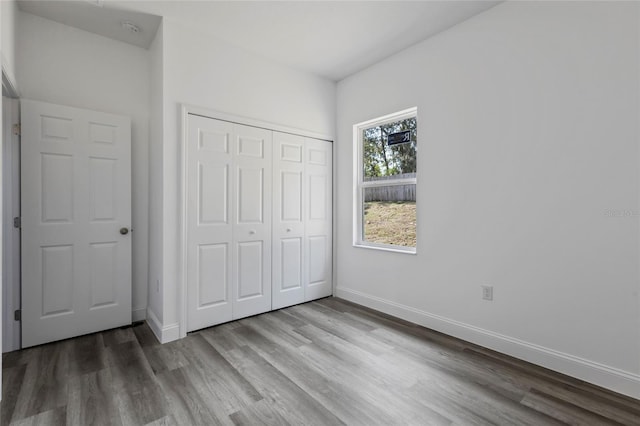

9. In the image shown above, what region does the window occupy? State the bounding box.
[354,108,417,253]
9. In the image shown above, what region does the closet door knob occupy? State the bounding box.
[286,228,292,232]
[249,230,256,235]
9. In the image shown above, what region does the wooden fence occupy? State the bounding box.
[364,173,416,202]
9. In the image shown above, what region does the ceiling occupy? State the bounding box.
[17,0,500,81]
[17,0,162,49]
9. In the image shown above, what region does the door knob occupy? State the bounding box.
[120,227,129,235]
[286,228,292,232]
[249,230,256,235]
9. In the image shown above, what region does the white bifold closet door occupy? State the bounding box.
[272,133,305,308]
[303,138,333,301]
[272,132,332,309]
[186,114,272,332]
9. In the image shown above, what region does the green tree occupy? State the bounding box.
[363,117,417,179]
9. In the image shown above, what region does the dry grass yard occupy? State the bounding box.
[364,201,416,247]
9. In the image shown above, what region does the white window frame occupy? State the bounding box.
[353,107,417,254]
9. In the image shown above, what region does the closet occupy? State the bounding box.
[186,113,332,332]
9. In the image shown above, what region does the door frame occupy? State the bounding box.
[178,104,334,339]
[2,70,20,353]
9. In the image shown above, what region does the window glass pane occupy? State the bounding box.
[363,184,416,248]
[363,117,417,182]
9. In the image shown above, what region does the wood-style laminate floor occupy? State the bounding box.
[2,297,639,425]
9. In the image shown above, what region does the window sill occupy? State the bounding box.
[353,243,417,255]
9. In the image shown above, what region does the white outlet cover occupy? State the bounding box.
[482,285,493,301]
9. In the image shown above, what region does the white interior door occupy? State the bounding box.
[272,132,305,309]
[186,115,234,331]
[232,124,272,319]
[305,138,333,301]
[21,99,132,348]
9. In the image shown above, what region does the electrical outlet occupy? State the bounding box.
[482,285,493,301]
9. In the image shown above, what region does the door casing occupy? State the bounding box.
[2,94,20,353]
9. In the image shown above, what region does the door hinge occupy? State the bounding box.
[12,123,20,136]
[13,217,21,229]
[14,310,21,321]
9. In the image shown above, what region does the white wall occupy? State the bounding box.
[146,18,336,340]
[17,11,150,321]
[336,1,640,398]
[147,22,164,327]
[1,0,18,87]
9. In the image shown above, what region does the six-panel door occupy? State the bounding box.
[272,133,334,308]
[187,114,331,332]
[187,115,274,331]
[21,99,132,348]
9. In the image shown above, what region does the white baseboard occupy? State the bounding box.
[132,307,146,322]
[336,286,640,400]
[145,307,180,344]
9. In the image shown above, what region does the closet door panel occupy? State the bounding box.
[198,162,229,224]
[237,167,264,223]
[186,115,234,331]
[281,171,302,221]
[272,132,305,309]
[305,138,333,301]
[197,243,229,307]
[281,238,302,289]
[232,124,272,319]
[237,241,264,299]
